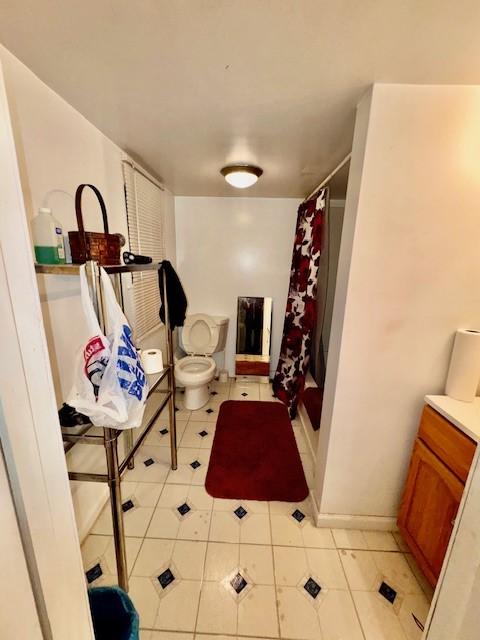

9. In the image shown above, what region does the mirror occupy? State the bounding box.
[235,296,272,380]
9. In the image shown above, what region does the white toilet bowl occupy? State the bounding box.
[175,355,216,409]
[175,313,229,410]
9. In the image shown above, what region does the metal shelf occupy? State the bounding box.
[65,388,172,481]
[34,262,160,275]
[60,368,171,449]
[36,259,177,592]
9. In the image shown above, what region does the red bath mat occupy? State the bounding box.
[205,400,309,501]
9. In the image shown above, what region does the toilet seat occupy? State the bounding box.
[182,313,219,356]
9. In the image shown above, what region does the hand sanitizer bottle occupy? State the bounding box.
[32,207,66,264]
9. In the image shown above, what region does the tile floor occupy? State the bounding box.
[81,379,432,640]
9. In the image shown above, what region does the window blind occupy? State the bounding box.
[123,161,166,339]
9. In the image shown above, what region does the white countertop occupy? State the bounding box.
[425,395,480,443]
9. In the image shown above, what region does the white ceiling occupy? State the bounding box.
[1,1,480,197]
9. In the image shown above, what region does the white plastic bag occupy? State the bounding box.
[68,265,148,429]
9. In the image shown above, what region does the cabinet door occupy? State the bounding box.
[398,438,463,587]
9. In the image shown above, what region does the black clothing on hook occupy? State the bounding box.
[158,260,188,329]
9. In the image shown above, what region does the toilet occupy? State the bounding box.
[175,313,229,410]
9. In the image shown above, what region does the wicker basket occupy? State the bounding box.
[69,184,121,265]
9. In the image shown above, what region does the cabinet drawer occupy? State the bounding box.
[418,405,476,483]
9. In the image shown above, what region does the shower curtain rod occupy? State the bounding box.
[304,152,352,202]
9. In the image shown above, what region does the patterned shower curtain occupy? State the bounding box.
[273,188,328,417]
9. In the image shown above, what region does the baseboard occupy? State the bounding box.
[72,482,109,543]
[309,488,321,521]
[297,370,319,462]
[297,403,318,462]
[314,511,398,531]
[235,374,270,384]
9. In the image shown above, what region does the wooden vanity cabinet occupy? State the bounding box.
[398,405,476,587]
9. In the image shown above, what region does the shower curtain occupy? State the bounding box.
[273,188,328,416]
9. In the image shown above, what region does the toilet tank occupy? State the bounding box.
[212,316,229,353]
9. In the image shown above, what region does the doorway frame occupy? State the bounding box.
[0,60,94,639]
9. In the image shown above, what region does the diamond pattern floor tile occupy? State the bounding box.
[82,381,430,639]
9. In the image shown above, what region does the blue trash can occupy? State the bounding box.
[88,586,139,640]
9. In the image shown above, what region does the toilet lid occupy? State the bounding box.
[182,314,219,355]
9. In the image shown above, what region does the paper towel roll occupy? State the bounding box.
[445,329,480,402]
[140,349,164,374]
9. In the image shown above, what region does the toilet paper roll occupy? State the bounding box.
[445,329,480,402]
[140,348,164,374]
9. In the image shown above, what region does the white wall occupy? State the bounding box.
[0,45,175,540]
[315,84,480,525]
[175,197,300,376]
[1,44,128,402]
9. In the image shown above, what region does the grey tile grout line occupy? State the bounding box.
[140,627,343,640]
[303,538,327,638]
[336,544,428,640]
[193,398,240,636]
[132,444,203,629]
[126,457,171,568]
[128,475,166,626]
[191,470,214,636]
[336,545,368,640]
[234,537,240,636]
[110,496,149,575]
[268,502,285,640]
[89,526,414,556]
[403,551,434,603]
[270,506,351,639]
[90,473,411,549]
[268,502,283,638]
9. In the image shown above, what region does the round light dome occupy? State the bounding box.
[220,164,263,189]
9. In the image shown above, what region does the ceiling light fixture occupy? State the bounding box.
[220,164,263,189]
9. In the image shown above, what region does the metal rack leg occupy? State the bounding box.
[124,429,135,470]
[168,370,178,471]
[167,329,177,471]
[163,269,177,471]
[104,427,129,591]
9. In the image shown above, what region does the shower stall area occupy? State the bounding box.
[298,158,349,457]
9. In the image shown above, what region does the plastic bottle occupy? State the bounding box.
[63,233,72,263]
[32,207,66,264]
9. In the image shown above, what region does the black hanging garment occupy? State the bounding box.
[158,260,188,329]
